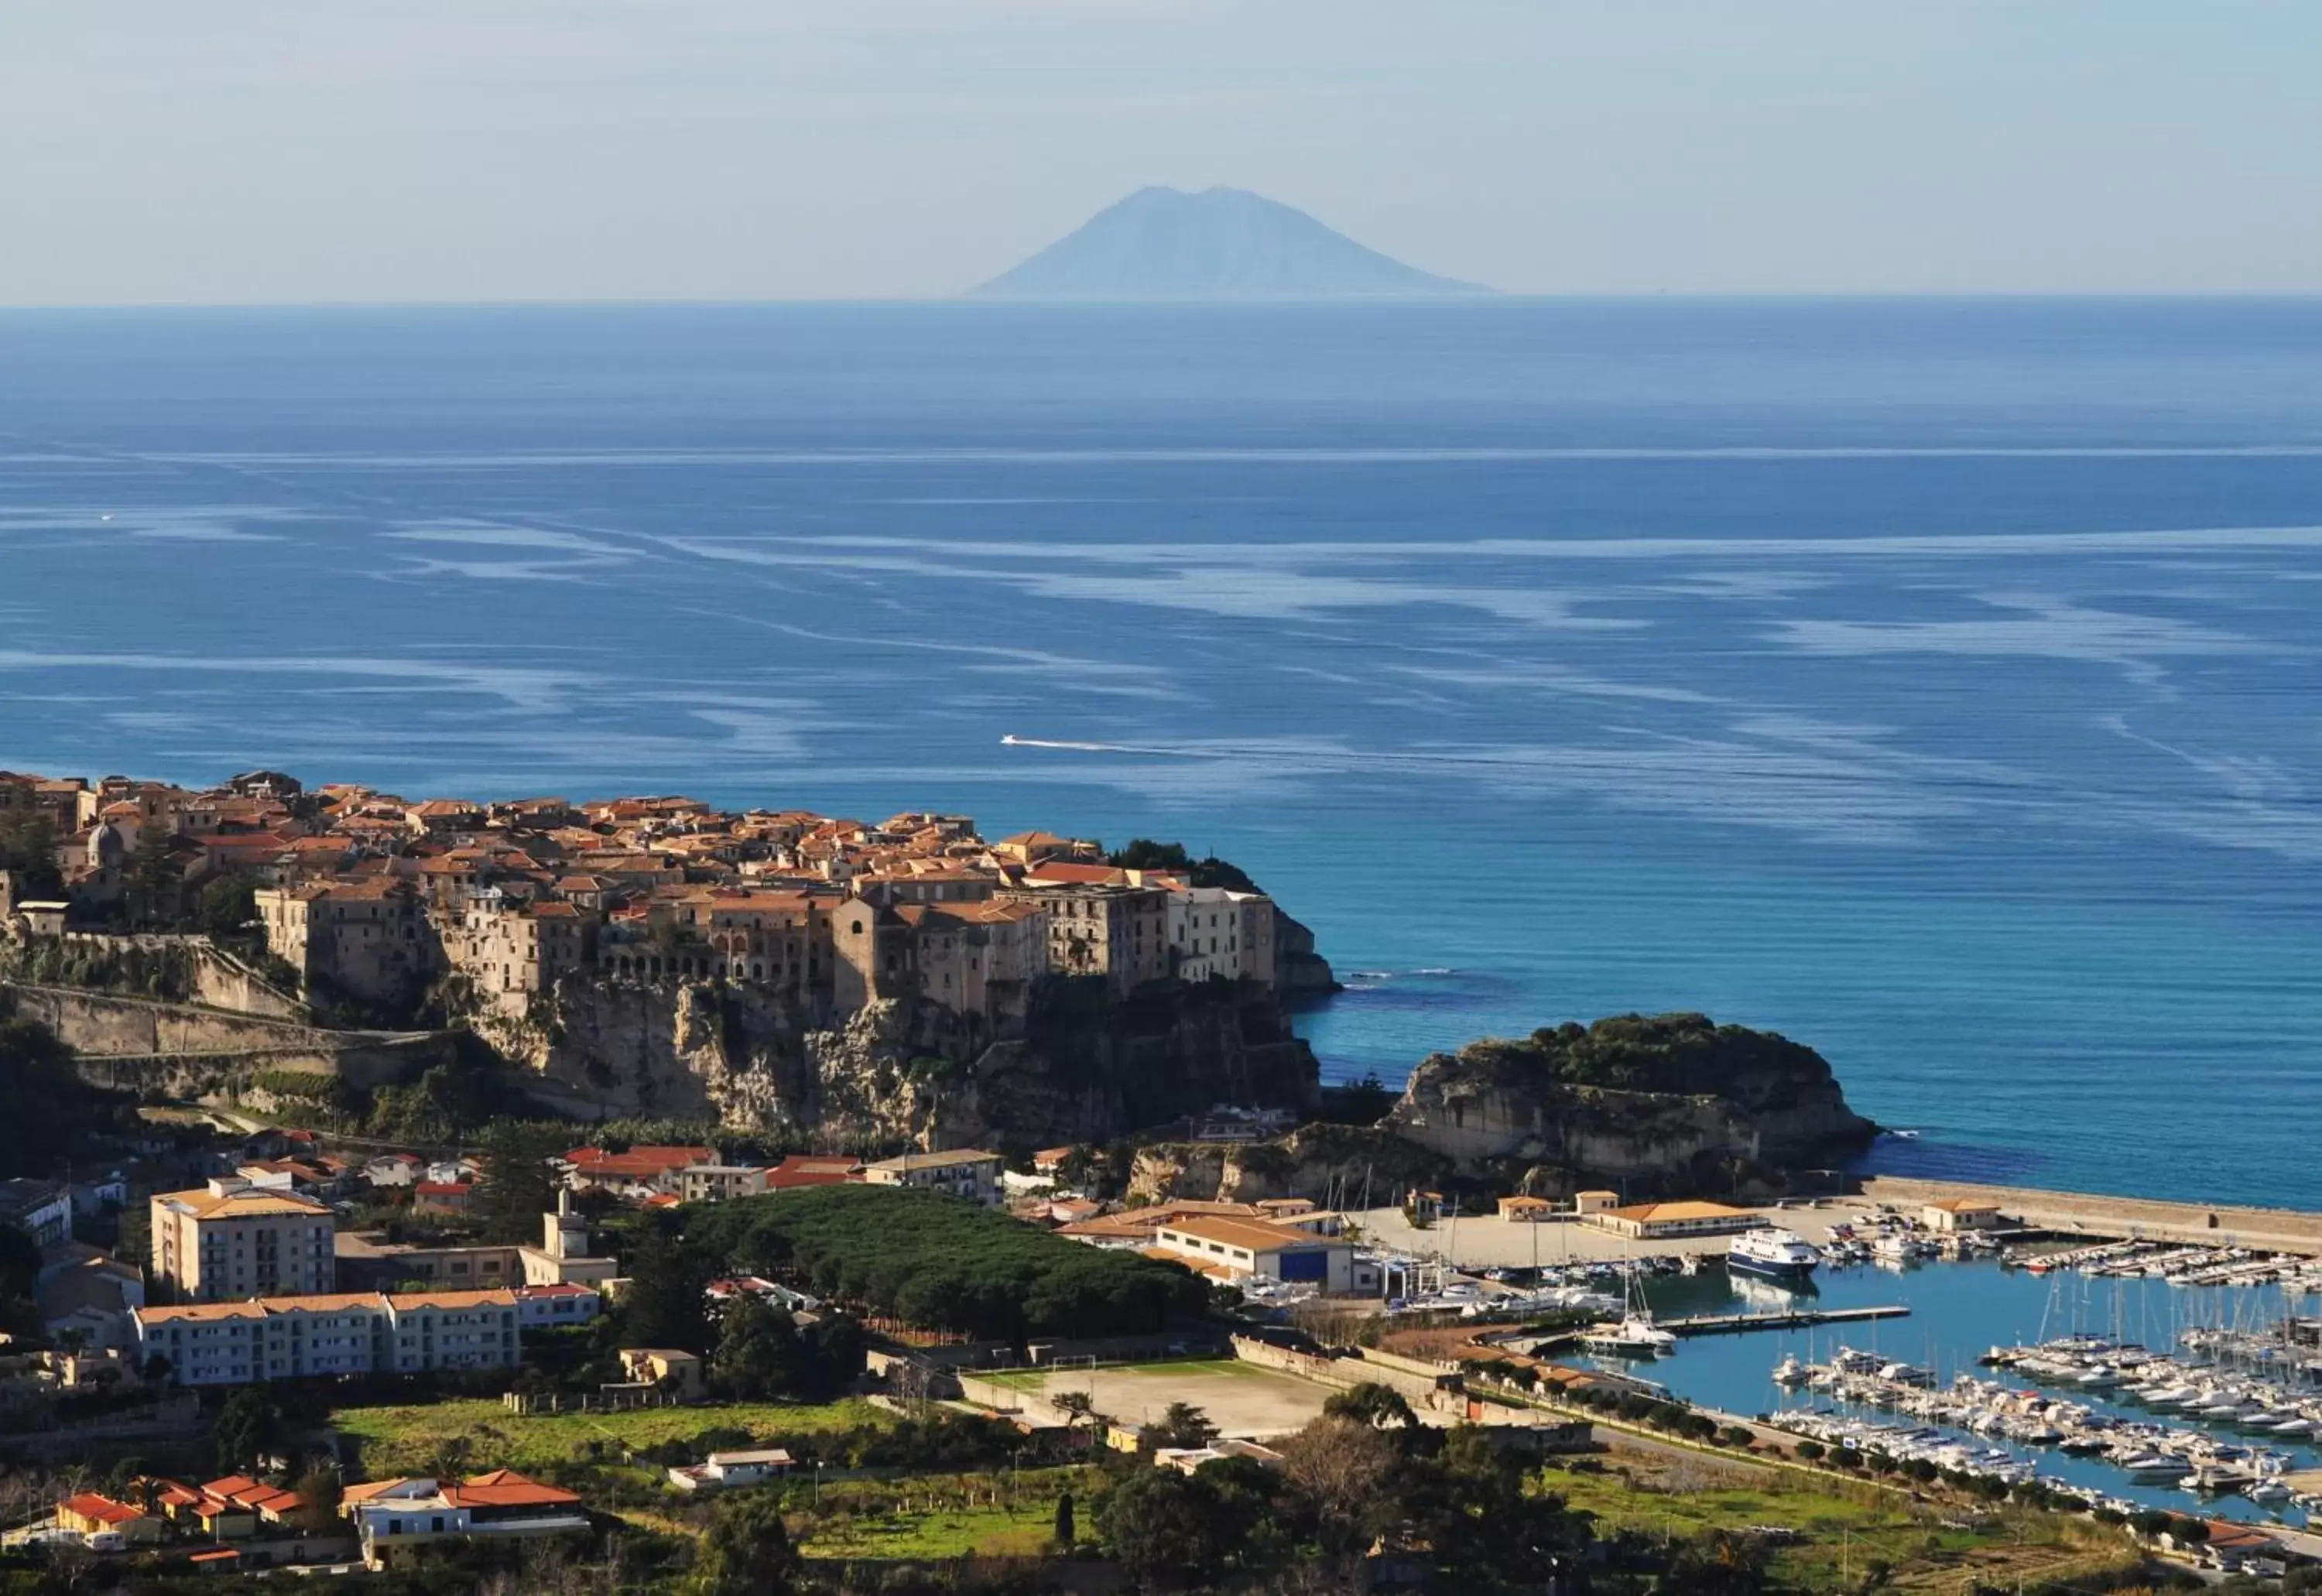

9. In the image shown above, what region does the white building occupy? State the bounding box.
[132,1288,522,1385]
[861,1149,1005,1207]
[667,1448,794,1492]
[1152,1216,1357,1295]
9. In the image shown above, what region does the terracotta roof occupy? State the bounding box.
[444,1470,580,1510]
[1159,1215,1337,1254]
[154,1185,332,1221]
[1600,1200,1755,1223]
[60,1492,147,1525]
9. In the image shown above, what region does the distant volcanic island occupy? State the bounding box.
[970,185,1492,300]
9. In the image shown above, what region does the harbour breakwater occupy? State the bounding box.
[1861,1177,2322,1259]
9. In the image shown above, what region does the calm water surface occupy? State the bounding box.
[1613,1258,2319,1526]
[1,300,2317,1204]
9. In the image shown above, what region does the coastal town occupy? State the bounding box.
[3,767,2322,1591]
[0,765,1305,1033]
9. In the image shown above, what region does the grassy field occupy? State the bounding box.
[794,1468,1096,1561]
[1544,1453,2130,1594]
[333,1396,888,1476]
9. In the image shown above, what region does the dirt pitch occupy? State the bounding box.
[988,1358,1332,1440]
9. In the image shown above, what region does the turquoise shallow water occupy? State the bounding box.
[0,300,2317,1205]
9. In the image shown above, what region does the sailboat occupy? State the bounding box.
[1581,1261,1678,1358]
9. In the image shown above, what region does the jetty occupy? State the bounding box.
[1663,1304,1909,1337]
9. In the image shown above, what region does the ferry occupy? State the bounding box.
[1728,1226,1823,1280]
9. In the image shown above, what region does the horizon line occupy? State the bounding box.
[5,290,2322,313]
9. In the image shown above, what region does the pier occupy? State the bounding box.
[1663,1304,1909,1337]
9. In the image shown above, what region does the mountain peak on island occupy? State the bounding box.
[970,186,1491,300]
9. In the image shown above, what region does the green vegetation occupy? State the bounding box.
[0,806,65,899]
[0,934,194,1000]
[0,993,132,1174]
[1444,1010,1843,1096]
[789,1467,1098,1560]
[1105,837,1261,893]
[1541,1452,2131,1594]
[683,1183,1209,1341]
[331,1396,888,1476]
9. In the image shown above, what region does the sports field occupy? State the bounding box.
[980,1358,1331,1440]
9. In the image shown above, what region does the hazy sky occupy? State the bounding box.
[6,1,2320,304]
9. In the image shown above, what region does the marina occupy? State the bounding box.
[1579,1239,2322,1529]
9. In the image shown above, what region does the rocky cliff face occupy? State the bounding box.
[487,974,1320,1150]
[1384,1012,1875,1182]
[1128,1123,1448,1206]
[1273,909,1338,1002]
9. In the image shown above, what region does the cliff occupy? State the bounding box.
[1384,1012,1875,1181]
[486,973,1321,1151]
[1137,1013,1875,1206]
[1128,1122,1449,1207]
[1272,909,1340,1002]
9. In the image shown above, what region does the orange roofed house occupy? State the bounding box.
[343,1470,586,1570]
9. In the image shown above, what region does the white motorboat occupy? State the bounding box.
[1581,1314,1679,1358]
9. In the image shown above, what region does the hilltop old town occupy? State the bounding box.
[0,765,2304,1592]
[0,765,1300,1036]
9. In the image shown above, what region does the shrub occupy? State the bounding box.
[1793,1440,1824,1461]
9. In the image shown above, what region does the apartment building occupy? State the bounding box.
[861,1149,1005,1207]
[1165,885,1277,986]
[149,1179,335,1303]
[132,1288,522,1385]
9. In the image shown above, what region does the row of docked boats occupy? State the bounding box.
[2006,1238,2322,1289]
[1987,1336,2322,1440]
[1774,1345,2310,1505]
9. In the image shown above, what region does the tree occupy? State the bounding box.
[470,1122,562,1245]
[124,824,183,929]
[1277,1415,1399,1571]
[713,1298,801,1401]
[1053,1390,1099,1432]
[615,1213,710,1353]
[0,1012,120,1176]
[213,1389,279,1474]
[697,1490,799,1596]
[293,1465,342,1533]
[1138,1401,1218,1453]
[1095,1466,1232,1591]
[1052,1490,1075,1550]
[1104,840,1259,894]
[1323,1381,1417,1431]
[194,875,259,942]
[0,807,64,900]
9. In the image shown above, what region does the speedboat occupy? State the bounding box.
[1729,1227,1823,1280]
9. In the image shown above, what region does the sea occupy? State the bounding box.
[1,300,2317,1207]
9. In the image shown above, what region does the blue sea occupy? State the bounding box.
[2,300,2317,1207]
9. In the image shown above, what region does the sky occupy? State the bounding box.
[5,0,2320,304]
